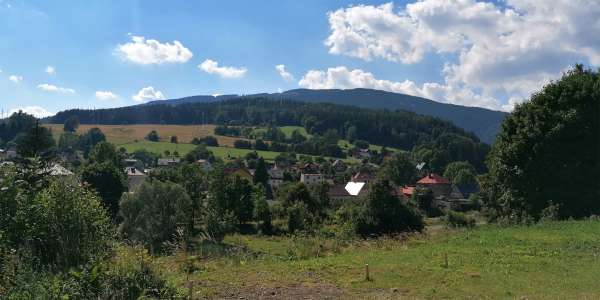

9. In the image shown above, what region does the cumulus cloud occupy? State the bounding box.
[132,86,165,102]
[45,66,55,75]
[37,83,75,94]
[115,35,193,65]
[325,0,600,110]
[9,75,22,83]
[275,64,294,81]
[299,66,503,110]
[95,91,118,101]
[9,106,55,118]
[199,59,247,79]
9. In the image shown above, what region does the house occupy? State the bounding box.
[299,162,320,174]
[124,159,139,167]
[125,167,147,192]
[300,173,324,185]
[42,163,74,177]
[449,184,479,200]
[157,157,181,167]
[328,181,368,201]
[399,186,415,200]
[224,167,253,181]
[268,165,284,188]
[5,148,17,160]
[0,149,5,161]
[196,159,212,171]
[352,171,376,183]
[358,148,372,159]
[332,159,347,172]
[416,173,452,197]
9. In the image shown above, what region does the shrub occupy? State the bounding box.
[145,130,159,142]
[444,210,476,228]
[192,135,219,146]
[170,135,178,143]
[119,180,192,254]
[233,139,252,149]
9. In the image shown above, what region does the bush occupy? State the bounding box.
[0,172,114,271]
[204,209,236,242]
[119,180,192,254]
[444,210,476,228]
[170,135,178,143]
[233,139,252,149]
[145,130,159,142]
[192,135,219,146]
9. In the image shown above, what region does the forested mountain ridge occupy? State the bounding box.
[143,88,506,143]
[49,98,490,171]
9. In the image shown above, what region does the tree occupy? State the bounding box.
[483,65,600,220]
[89,142,122,167]
[346,125,357,143]
[58,132,79,153]
[340,179,424,236]
[444,161,477,186]
[383,152,416,186]
[15,121,55,158]
[82,162,126,218]
[63,116,80,132]
[170,135,178,143]
[79,127,106,156]
[252,185,272,233]
[253,157,269,187]
[145,130,160,142]
[191,136,219,146]
[290,129,307,144]
[184,144,214,163]
[119,180,192,253]
[0,169,113,270]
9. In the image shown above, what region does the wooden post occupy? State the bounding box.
[365,263,370,281]
[444,253,448,268]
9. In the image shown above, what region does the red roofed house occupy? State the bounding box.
[399,186,415,200]
[416,173,451,197]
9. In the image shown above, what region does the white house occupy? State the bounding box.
[300,173,324,185]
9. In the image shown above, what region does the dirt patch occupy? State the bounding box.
[207,282,347,300]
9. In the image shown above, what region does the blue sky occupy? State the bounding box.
[0,0,598,116]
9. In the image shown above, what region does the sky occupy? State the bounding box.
[0,0,599,118]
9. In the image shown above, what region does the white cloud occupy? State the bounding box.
[9,106,55,118]
[299,66,503,110]
[132,86,165,102]
[37,83,75,94]
[8,75,22,83]
[115,35,193,65]
[95,91,118,101]
[325,0,600,111]
[199,59,247,79]
[45,65,55,75]
[275,64,294,81]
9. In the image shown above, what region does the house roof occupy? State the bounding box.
[157,157,181,165]
[224,167,252,178]
[44,164,74,176]
[345,181,366,196]
[328,184,351,197]
[400,186,415,197]
[417,173,450,185]
[352,171,375,182]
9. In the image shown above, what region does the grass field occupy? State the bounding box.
[158,219,600,299]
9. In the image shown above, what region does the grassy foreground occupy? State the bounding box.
[158,219,600,299]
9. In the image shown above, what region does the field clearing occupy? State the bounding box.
[44,124,244,147]
[159,220,600,299]
[119,141,283,161]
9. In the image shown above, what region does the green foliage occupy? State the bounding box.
[15,122,55,158]
[89,141,122,167]
[382,152,416,186]
[204,209,236,243]
[340,180,424,236]
[444,210,476,228]
[412,188,439,216]
[58,132,79,153]
[131,148,159,168]
[444,161,477,186]
[119,180,192,254]
[0,111,37,147]
[287,202,314,233]
[170,135,178,143]
[145,130,159,142]
[184,144,214,163]
[0,169,113,271]
[79,127,106,156]
[81,161,126,218]
[253,157,269,187]
[252,185,272,234]
[207,168,255,225]
[63,115,80,132]
[483,65,600,220]
[192,135,219,146]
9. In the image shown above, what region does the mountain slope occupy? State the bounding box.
[142,88,506,144]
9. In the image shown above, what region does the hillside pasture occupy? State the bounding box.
[161,219,600,299]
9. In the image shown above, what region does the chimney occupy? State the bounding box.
[429,173,433,179]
